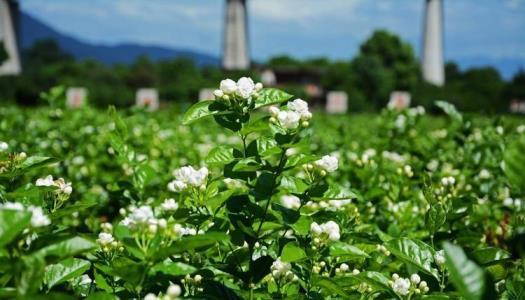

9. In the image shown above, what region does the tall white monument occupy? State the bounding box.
[0,0,21,75]
[223,0,250,70]
[422,0,444,86]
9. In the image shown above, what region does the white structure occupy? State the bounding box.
[422,0,445,86]
[510,100,525,114]
[0,0,21,75]
[199,88,215,101]
[388,91,411,110]
[66,87,87,108]
[223,0,249,70]
[261,69,276,86]
[136,88,159,111]
[326,91,348,114]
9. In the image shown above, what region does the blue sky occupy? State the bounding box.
[21,0,525,63]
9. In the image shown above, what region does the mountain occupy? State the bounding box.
[19,11,220,66]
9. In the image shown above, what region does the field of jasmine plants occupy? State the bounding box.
[0,77,524,300]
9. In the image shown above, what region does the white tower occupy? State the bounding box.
[422,0,444,86]
[223,0,250,70]
[0,0,21,75]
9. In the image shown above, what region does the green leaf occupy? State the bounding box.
[232,158,261,172]
[281,242,306,262]
[151,260,197,276]
[313,276,350,299]
[435,101,463,123]
[426,202,447,234]
[0,209,32,247]
[329,242,370,259]
[182,100,220,125]
[354,271,392,292]
[310,184,357,201]
[35,236,96,260]
[0,156,59,178]
[385,238,440,280]
[254,88,293,109]
[206,146,236,165]
[470,247,511,266]
[154,232,227,260]
[19,254,46,295]
[503,136,525,192]
[443,242,486,300]
[44,258,91,289]
[280,175,308,194]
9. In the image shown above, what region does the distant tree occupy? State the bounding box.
[22,39,73,67]
[267,55,302,68]
[460,67,504,112]
[505,69,525,101]
[350,30,419,108]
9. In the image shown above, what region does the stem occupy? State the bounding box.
[255,149,287,237]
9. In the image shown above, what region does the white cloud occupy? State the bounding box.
[251,0,363,24]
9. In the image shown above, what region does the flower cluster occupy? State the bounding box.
[96,223,122,253]
[0,202,50,228]
[161,198,179,212]
[270,258,295,283]
[214,77,263,100]
[390,273,429,297]
[441,176,456,186]
[168,166,208,192]
[310,221,341,247]
[269,99,312,130]
[36,175,73,195]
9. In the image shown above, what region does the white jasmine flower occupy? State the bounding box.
[36,175,54,187]
[28,206,51,227]
[269,106,280,116]
[168,180,187,192]
[54,178,73,195]
[144,294,158,300]
[435,250,445,266]
[172,166,208,188]
[0,141,8,152]
[410,274,421,284]
[1,201,24,210]
[281,195,301,209]
[161,198,179,212]
[339,263,349,272]
[167,284,182,297]
[441,176,455,186]
[213,89,224,98]
[315,155,339,173]
[392,277,411,296]
[395,115,406,130]
[236,77,255,98]
[287,99,311,120]
[122,205,155,230]
[97,232,115,246]
[310,222,323,235]
[220,79,237,94]
[310,221,341,242]
[479,169,491,179]
[271,257,292,278]
[277,110,301,129]
[78,274,92,285]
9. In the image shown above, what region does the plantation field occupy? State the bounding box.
[0,81,524,299]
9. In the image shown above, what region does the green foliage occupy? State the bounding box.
[0,80,523,298]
